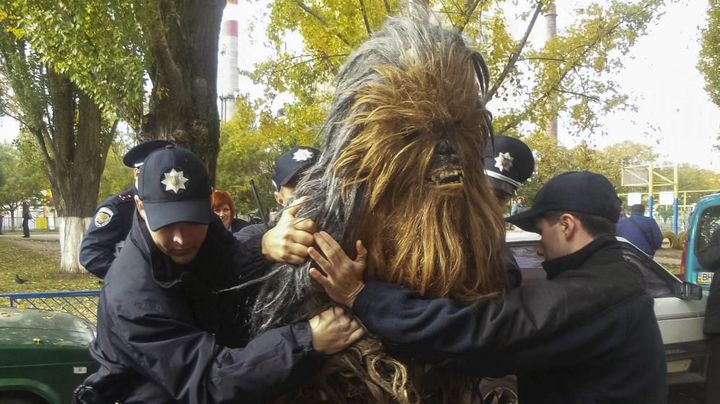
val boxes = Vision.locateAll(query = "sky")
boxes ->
[2,0,719,171]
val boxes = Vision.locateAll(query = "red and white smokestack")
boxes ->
[219,0,239,120]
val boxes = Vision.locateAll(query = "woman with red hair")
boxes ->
[211,190,249,233]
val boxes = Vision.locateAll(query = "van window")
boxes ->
[696,205,720,269]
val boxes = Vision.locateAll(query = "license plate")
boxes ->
[697,272,714,285]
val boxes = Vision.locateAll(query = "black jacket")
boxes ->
[83,213,322,403]
[352,236,667,404]
[229,217,251,233]
[699,230,720,334]
[79,187,136,278]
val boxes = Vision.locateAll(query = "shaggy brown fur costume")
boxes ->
[250,8,506,403]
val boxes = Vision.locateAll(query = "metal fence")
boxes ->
[0,290,100,324]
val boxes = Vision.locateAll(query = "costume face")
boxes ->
[332,44,506,301]
[213,204,232,229]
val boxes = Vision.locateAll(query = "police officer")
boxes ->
[75,146,363,403]
[235,146,319,242]
[484,135,535,289]
[79,140,172,278]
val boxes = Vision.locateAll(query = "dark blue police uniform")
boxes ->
[79,188,135,278]
[78,146,323,404]
[79,140,172,278]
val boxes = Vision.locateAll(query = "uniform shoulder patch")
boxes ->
[94,207,114,228]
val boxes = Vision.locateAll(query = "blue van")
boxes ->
[682,193,720,289]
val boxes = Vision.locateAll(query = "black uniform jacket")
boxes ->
[352,236,667,404]
[80,187,136,278]
[84,213,321,403]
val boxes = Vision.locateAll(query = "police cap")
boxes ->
[484,135,535,196]
[506,171,622,233]
[137,146,213,231]
[123,140,174,168]
[272,146,319,190]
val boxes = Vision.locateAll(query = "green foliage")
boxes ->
[215,96,322,215]
[700,0,720,108]
[0,139,49,213]
[1,0,146,124]
[249,0,666,139]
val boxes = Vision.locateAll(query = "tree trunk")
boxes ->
[141,0,225,184]
[39,70,115,273]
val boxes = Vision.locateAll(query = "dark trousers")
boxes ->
[22,218,29,237]
[707,334,720,404]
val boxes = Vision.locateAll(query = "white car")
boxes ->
[482,232,708,403]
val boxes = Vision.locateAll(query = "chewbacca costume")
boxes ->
[250,8,507,403]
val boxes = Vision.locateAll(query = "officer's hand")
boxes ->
[262,196,317,264]
[309,232,367,308]
[308,306,365,354]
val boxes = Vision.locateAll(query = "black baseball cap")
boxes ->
[484,135,535,195]
[506,171,621,233]
[137,146,214,231]
[272,146,319,190]
[123,140,174,168]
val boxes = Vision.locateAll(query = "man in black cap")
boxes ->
[235,146,319,242]
[79,140,173,278]
[76,146,363,404]
[308,171,666,404]
[484,135,535,289]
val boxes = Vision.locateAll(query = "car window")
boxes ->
[696,205,720,269]
[617,244,676,298]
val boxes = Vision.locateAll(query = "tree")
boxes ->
[699,0,720,149]
[2,0,228,181]
[248,0,664,139]
[1,0,227,272]
[139,0,226,182]
[0,28,116,273]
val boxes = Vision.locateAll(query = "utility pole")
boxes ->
[544,2,558,138]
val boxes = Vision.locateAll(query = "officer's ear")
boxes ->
[134,196,148,222]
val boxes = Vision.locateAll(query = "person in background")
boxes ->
[21,201,31,238]
[75,146,364,404]
[79,140,173,278]
[511,196,525,216]
[235,146,319,243]
[309,171,666,404]
[0,212,4,235]
[616,203,663,257]
[211,190,250,233]
[483,135,535,289]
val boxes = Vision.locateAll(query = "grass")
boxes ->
[0,238,99,293]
